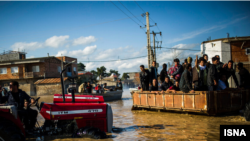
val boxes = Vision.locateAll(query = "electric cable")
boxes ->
[118,0,145,25]
[110,1,141,26]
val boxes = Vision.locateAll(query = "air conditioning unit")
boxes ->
[246,48,250,55]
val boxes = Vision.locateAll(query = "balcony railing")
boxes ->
[24,72,45,78]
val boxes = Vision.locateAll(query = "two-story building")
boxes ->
[0,51,78,96]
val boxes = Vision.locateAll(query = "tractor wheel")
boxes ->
[0,119,25,141]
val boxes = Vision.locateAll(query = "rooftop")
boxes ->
[201,36,250,44]
[34,77,68,84]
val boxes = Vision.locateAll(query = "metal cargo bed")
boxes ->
[131,90,250,115]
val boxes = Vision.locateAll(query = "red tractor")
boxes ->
[0,61,113,140]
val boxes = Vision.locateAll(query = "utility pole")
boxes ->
[152,31,155,62]
[146,12,151,68]
[150,31,162,63]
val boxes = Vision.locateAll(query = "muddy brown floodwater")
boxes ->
[27,89,250,141]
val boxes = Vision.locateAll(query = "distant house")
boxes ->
[78,71,93,83]
[201,36,250,65]
[122,72,140,88]
[201,36,250,88]
[0,51,78,96]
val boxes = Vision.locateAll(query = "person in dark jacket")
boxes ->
[207,57,219,91]
[0,81,37,132]
[170,58,183,81]
[160,76,173,93]
[192,57,208,91]
[237,62,250,89]
[149,61,158,85]
[139,65,150,92]
[149,78,159,92]
[182,59,187,69]
[167,80,180,93]
[215,55,225,75]
[160,63,168,84]
[221,60,239,88]
[179,64,194,93]
[86,81,93,93]
[203,54,210,67]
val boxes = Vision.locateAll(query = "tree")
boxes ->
[77,63,86,71]
[121,73,129,80]
[107,69,120,77]
[90,70,98,83]
[96,66,108,78]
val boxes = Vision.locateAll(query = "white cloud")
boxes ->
[45,35,69,47]
[55,50,67,57]
[10,35,97,51]
[11,42,43,51]
[168,16,249,43]
[72,36,96,46]
[54,44,199,76]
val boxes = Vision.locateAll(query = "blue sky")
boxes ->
[0,1,250,74]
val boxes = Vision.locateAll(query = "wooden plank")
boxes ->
[140,94,147,106]
[184,95,194,109]
[148,94,156,106]
[173,95,182,108]
[132,92,140,105]
[195,92,206,110]
[155,94,164,107]
[164,94,173,108]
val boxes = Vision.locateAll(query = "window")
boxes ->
[11,67,18,73]
[0,68,7,74]
[246,48,250,55]
[73,67,76,75]
[32,66,40,72]
[58,66,61,72]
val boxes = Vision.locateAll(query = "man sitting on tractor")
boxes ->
[0,81,37,134]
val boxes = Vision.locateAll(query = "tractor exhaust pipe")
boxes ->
[60,60,76,103]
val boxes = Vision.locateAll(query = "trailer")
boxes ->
[131,90,250,115]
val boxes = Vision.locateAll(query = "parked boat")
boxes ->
[131,90,250,115]
[79,90,123,102]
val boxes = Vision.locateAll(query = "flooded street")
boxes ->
[29,89,250,141]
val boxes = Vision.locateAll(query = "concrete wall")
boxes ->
[36,83,62,96]
[0,53,25,61]
[201,40,222,62]
[0,79,37,96]
[221,42,231,63]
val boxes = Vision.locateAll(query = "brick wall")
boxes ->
[0,64,24,80]
[56,56,78,77]
[231,41,250,62]
[44,58,61,78]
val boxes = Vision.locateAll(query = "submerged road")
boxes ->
[28,89,250,141]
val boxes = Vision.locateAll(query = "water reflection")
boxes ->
[28,89,249,141]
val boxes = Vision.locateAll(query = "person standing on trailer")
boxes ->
[149,61,158,85]
[149,78,159,92]
[160,76,173,93]
[221,60,239,88]
[179,64,194,93]
[207,57,219,91]
[160,63,168,84]
[139,65,150,92]
[237,62,250,89]
[192,56,208,91]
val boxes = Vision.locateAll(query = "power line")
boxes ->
[78,55,147,63]
[134,1,161,32]
[134,0,146,13]
[118,0,145,25]
[110,1,141,26]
